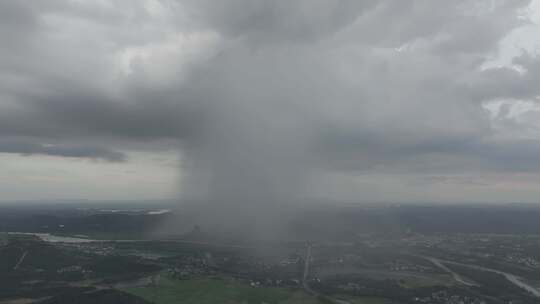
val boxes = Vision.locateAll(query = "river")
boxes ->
[425,255,540,298]
[7,232,97,243]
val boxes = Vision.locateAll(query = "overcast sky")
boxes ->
[1,0,540,204]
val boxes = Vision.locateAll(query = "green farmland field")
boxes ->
[121,275,325,304]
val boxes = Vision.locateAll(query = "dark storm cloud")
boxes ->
[0,0,204,145]
[0,140,125,162]
[187,0,378,43]
[0,77,202,141]
[27,91,197,140]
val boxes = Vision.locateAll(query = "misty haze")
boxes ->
[2,1,540,303]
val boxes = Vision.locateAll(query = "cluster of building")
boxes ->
[57,265,92,276]
[505,253,540,268]
[337,282,362,291]
[167,264,215,279]
[247,278,298,288]
[413,291,486,304]
[387,259,434,273]
[167,254,216,279]
[278,253,302,266]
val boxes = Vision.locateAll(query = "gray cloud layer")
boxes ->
[1,0,540,208]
